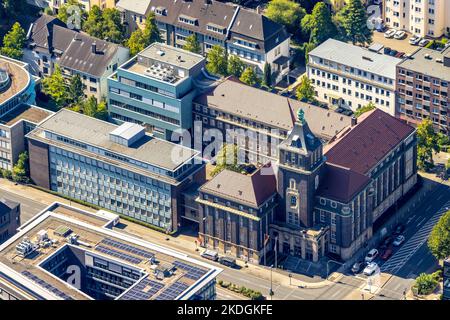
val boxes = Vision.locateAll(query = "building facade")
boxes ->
[0,104,53,171]
[196,165,277,264]
[107,43,205,140]
[0,200,20,245]
[26,109,206,232]
[116,0,290,78]
[307,39,400,116]
[383,0,450,38]
[24,15,129,102]
[396,47,450,135]
[27,0,116,13]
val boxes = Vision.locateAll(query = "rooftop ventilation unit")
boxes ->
[16,238,38,257]
[109,122,145,147]
[156,50,165,56]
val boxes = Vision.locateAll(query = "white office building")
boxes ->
[307,39,401,116]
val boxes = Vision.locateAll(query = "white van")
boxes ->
[201,249,219,261]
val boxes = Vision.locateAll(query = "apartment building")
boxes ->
[396,47,450,134]
[24,15,129,102]
[0,104,53,171]
[197,165,278,264]
[0,200,20,245]
[384,0,450,38]
[107,43,205,140]
[307,39,401,116]
[26,109,206,232]
[116,0,290,78]
[0,202,221,300]
[193,77,352,164]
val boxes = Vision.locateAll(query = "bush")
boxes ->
[414,272,439,295]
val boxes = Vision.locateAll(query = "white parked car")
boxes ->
[394,30,406,39]
[365,248,379,263]
[364,262,379,276]
[384,29,396,38]
[409,35,421,45]
[393,235,405,247]
[419,39,430,47]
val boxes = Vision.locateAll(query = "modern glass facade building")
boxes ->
[26,109,206,232]
[107,43,205,140]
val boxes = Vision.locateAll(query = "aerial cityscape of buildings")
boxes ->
[0,0,449,304]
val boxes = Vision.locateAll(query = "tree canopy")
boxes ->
[337,0,372,45]
[82,6,125,44]
[183,34,201,54]
[296,75,316,102]
[12,151,29,183]
[57,0,87,29]
[0,22,26,59]
[206,45,228,76]
[127,13,161,56]
[211,144,241,177]
[41,65,68,108]
[301,2,337,45]
[417,119,440,171]
[266,0,306,35]
[263,63,272,87]
[354,102,376,118]
[428,210,450,261]
[227,55,245,78]
[239,67,260,86]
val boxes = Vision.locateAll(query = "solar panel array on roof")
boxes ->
[173,260,207,280]
[94,245,143,264]
[155,280,189,300]
[101,238,155,259]
[119,277,164,300]
[21,270,73,300]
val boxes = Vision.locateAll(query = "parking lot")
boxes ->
[372,30,419,55]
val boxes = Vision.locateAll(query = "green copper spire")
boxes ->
[297,109,305,124]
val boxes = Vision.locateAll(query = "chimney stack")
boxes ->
[91,43,97,54]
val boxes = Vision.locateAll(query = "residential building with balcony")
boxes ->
[0,200,20,245]
[307,39,401,116]
[383,0,450,38]
[396,47,450,135]
[24,15,129,102]
[26,109,206,233]
[107,43,206,140]
[192,77,352,164]
[116,0,290,80]
[0,202,221,300]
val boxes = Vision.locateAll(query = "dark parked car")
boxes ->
[389,49,398,56]
[351,261,365,274]
[381,247,393,260]
[383,47,391,54]
[218,256,237,268]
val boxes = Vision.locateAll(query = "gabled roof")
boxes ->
[29,15,125,77]
[324,108,415,175]
[200,165,277,208]
[316,164,370,203]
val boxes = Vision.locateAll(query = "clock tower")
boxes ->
[276,109,325,228]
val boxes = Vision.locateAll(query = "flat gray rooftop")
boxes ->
[398,47,450,82]
[138,42,205,71]
[32,109,198,171]
[309,38,401,80]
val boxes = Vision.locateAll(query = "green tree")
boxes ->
[68,74,84,105]
[206,45,228,76]
[227,55,245,77]
[417,119,440,171]
[263,63,272,87]
[413,272,440,295]
[239,67,260,86]
[296,75,315,102]
[0,0,26,20]
[101,8,125,43]
[337,0,373,45]
[301,2,337,45]
[76,96,108,119]
[183,34,201,54]
[12,151,29,183]
[0,22,26,59]
[83,5,104,38]
[127,12,161,56]
[354,102,376,118]
[82,96,99,117]
[266,0,306,34]
[211,144,240,177]
[428,210,450,260]
[42,65,68,108]
[57,0,86,28]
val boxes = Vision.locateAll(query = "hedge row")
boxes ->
[217,280,265,300]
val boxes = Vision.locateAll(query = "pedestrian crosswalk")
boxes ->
[380,200,450,274]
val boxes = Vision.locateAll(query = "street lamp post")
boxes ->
[289,273,292,286]
[269,265,274,300]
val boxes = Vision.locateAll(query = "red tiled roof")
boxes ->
[324,109,415,175]
[317,164,370,203]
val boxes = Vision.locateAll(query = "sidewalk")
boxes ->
[0,178,332,291]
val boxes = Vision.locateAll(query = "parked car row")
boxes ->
[383,47,405,58]
[200,249,238,268]
[351,223,407,276]
[384,29,406,40]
